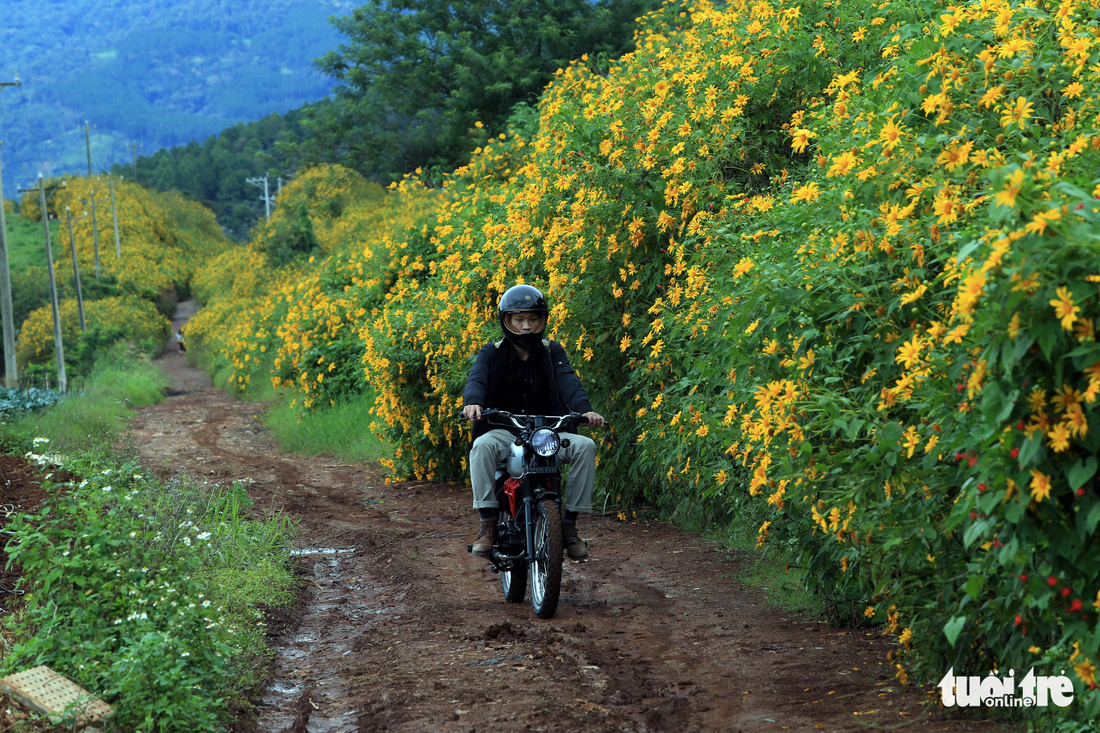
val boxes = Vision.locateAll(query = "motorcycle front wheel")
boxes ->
[529,498,563,619]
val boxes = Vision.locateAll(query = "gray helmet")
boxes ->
[498,284,548,351]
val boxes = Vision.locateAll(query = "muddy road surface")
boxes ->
[125,302,1010,732]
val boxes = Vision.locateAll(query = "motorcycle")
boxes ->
[460,409,594,619]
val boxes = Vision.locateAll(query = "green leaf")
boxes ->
[1004,497,1026,523]
[1086,502,1100,535]
[1067,457,1098,491]
[997,538,1019,567]
[944,616,967,647]
[964,575,987,600]
[1037,327,1060,363]
[964,518,990,548]
[955,239,982,264]
[1001,336,1034,372]
[980,381,1006,424]
[879,421,903,444]
[1018,433,1044,468]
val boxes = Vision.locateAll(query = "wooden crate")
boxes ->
[0,665,112,726]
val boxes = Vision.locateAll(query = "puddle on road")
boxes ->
[255,546,401,733]
[290,547,358,556]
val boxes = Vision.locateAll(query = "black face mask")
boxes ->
[503,330,545,352]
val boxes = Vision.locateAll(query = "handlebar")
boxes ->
[456,409,606,429]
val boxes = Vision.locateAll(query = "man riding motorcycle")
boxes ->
[461,284,605,561]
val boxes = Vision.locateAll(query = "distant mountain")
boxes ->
[0,0,352,197]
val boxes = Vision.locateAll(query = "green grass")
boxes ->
[263,392,390,462]
[3,209,57,274]
[710,524,828,620]
[0,343,166,453]
[207,350,390,462]
[3,454,297,730]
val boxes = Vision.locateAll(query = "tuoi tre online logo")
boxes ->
[938,667,1075,708]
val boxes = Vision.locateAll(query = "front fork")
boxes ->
[524,494,536,560]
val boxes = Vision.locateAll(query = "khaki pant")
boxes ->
[469,428,595,514]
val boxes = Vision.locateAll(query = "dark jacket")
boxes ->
[463,339,594,438]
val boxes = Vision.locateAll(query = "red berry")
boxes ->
[1016,421,1025,430]
[1071,599,1083,612]
[1019,574,1028,582]
[1048,576,1059,586]
[1010,448,1020,459]
[1061,587,1072,597]
[1015,614,1022,625]
[979,482,987,492]
[1077,488,1086,496]
[968,457,978,467]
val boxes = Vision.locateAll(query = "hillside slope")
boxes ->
[0,0,351,195]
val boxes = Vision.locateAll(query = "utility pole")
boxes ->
[247,175,275,221]
[64,208,86,333]
[0,76,22,389]
[84,121,93,176]
[87,191,101,280]
[19,176,67,392]
[0,143,16,388]
[109,175,121,258]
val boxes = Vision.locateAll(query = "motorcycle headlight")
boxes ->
[530,428,560,457]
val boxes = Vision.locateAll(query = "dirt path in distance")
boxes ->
[125,300,1013,733]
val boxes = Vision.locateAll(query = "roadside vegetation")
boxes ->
[0,347,296,730]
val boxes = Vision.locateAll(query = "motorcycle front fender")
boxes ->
[506,441,525,478]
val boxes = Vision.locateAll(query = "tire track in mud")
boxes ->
[190,404,304,489]
[128,317,1015,733]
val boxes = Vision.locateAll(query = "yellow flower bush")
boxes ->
[35,177,228,308]
[16,295,169,366]
[15,175,229,369]
[185,164,436,394]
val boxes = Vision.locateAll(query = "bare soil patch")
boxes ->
[116,301,1018,732]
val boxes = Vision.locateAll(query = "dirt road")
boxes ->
[125,302,1009,732]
